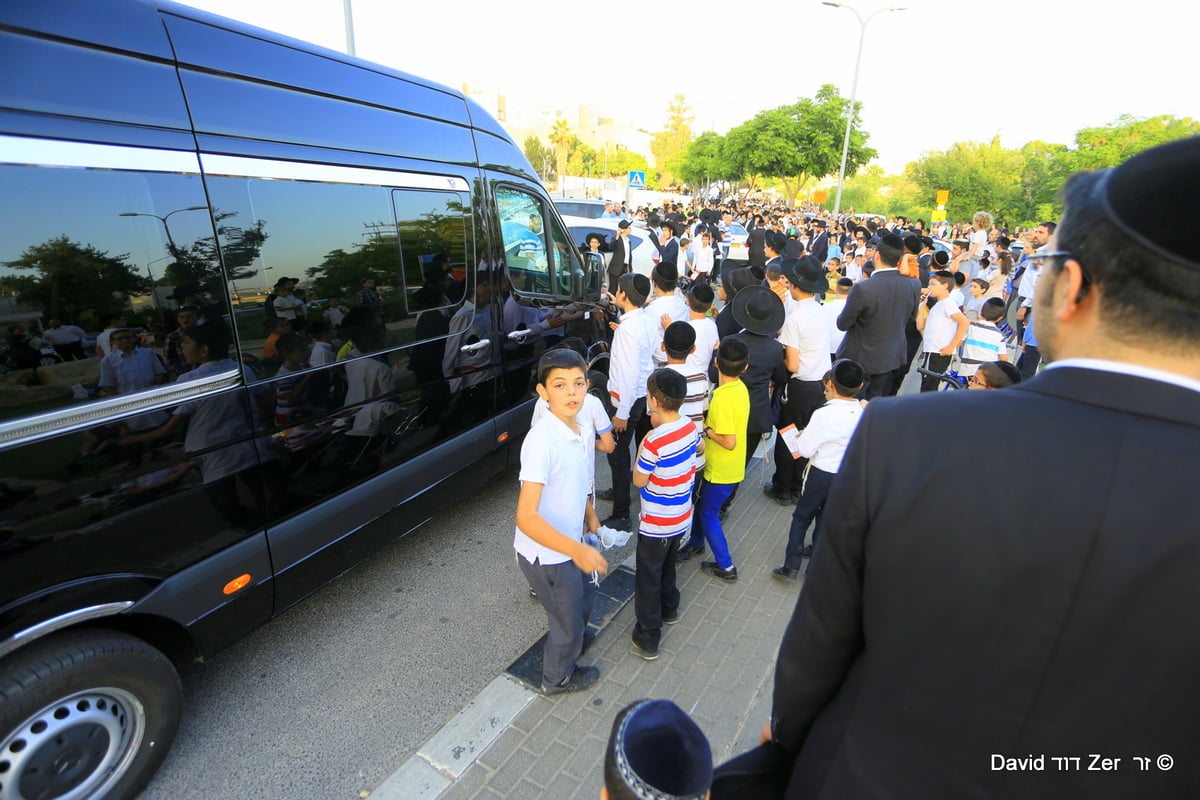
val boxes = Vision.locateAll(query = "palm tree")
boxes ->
[548,118,572,192]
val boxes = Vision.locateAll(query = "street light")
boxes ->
[118,206,207,250]
[119,206,207,320]
[823,2,906,217]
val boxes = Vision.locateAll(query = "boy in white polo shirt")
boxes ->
[515,349,610,695]
[772,359,867,580]
[917,272,969,392]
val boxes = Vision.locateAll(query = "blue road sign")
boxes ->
[628,170,646,189]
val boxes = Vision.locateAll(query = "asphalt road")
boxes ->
[140,457,634,800]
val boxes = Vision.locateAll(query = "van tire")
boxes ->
[0,629,182,800]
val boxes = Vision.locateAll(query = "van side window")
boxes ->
[546,215,583,296]
[205,177,473,381]
[496,187,550,294]
[0,162,227,423]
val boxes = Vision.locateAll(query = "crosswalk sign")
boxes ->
[628,170,646,189]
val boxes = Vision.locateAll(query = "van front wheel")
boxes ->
[0,629,182,800]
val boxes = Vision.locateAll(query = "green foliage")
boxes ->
[162,210,267,298]
[903,114,1199,226]
[5,235,149,320]
[650,94,694,187]
[549,119,572,188]
[716,84,876,206]
[523,135,553,180]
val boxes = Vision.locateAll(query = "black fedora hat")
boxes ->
[780,256,829,295]
[723,267,760,299]
[732,285,785,336]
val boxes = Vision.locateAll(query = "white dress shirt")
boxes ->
[608,306,657,420]
[778,296,831,381]
[797,398,865,473]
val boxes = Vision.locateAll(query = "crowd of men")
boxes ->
[585,136,1200,799]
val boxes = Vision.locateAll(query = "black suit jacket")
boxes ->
[607,236,630,286]
[835,269,921,375]
[747,228,767,267]
[808,231,829,265]
[771,367,1200,799]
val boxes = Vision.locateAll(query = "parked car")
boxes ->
[561,215,660,278]
[553,197,616,220]
[722,222,750,265]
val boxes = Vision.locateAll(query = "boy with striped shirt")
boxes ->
[630,369,700,660]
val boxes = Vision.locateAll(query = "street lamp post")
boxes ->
[823,2,906,217]
[119,206,207,317]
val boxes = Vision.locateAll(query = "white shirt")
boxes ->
[42,325,86,345]
[308,340,336,367]
[323,305,348,327]
[692,245,715,275]
[608,306,658,419]
[823,297,847,354]
[1045,358,1200,395]
[923,297,961,353]
[514,412,590,565]
[646,292,689,366]
[531,392,611,493]
[96,327,119,356]
[686,316,720,374]
[797,398,864,473]
[778,296,831,381]
[1018,249,1044,306]
[174,360,267,483]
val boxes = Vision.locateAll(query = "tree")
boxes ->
[162,211,267,298]
[650,94,694,187]
[677,132,727,190]
[548,118,573,191]
[1057,114,1200,174]
[722,85,875,207]
[6,236,149,320]
[908,136,1025,224]
[523,135,553,181]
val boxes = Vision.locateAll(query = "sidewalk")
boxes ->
[385,447,804,800]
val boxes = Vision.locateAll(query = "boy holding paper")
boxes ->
[772,358,867,581]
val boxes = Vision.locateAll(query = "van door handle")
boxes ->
[460,339,491,354]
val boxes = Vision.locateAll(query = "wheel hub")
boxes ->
[1,688,145,800]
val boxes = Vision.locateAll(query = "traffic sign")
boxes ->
[936,189,950,206]
[628,170,646,189]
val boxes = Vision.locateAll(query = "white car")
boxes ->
[722,222,750,265]
[561,215,660,278]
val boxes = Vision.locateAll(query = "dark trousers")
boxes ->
[519,555,595,687]
[1018,345,1041,380]
[53,341,87,361]
[783,466,836,569]
[771,378,825,494]
[606,396,647,518]
[633,533,682,650]
[863,371,893,399]
[920,353,953,393]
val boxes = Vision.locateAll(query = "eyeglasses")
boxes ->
[968,374,989,388]
[1028,250,1092,301]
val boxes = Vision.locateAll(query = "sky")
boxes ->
[174,0,1200,173]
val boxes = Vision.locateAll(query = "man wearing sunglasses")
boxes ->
[750,137,1200,799]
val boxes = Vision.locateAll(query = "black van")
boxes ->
[0,2,605,796]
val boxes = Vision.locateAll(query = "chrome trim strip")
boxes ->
[0,602,134,660]
[200,153,470,191]
[0,135,201,173]
[0,369,242,450]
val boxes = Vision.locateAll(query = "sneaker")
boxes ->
[528,587,538,600]
[662,608,680,625]
[602,515,632,532]
[700,560,738,582]
[772,565,799,581]
[630,641,660,661]
[676,541,706,562]
[801,544,814,559]
[594,488,614,502]
[718,507,729,522]
[541,665,600,696]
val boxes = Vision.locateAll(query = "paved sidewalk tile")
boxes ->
[438,459,807,799]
